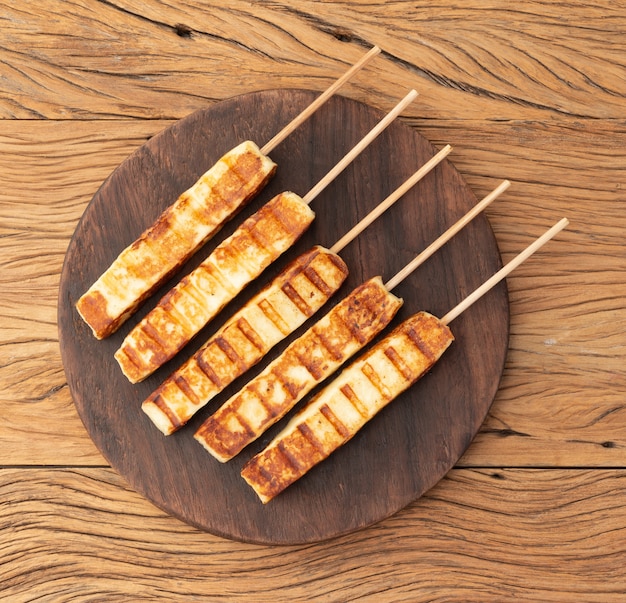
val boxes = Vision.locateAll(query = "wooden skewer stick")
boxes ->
[441,217,569,325]
[384,180,512,291]
[330,144,453,254]
[302,89,418,205]
[261,46,382,155]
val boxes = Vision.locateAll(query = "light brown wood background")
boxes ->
[1,1,625,601]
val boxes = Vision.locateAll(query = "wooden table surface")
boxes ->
[1,1,624,601]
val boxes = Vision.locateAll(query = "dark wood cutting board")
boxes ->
[58,89,509,544]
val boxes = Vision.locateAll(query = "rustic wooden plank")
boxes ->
[0,121,165,465]
[1,467,624,601]
[1,118,624,467]
[3,0,624,598]
[1,1,625,120]
[419,119,626,466]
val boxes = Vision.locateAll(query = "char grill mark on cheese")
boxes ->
[140,247,348,435]
[236,317,266,352]
[302,265,334,297]
[76,141,276,340]
[196,353,223,387]
[281,282,313,317]
[241,311,454,503]
[193,277,403,462]
[257,298,291,335]
[338,383,369,417]
[115,191,316,383]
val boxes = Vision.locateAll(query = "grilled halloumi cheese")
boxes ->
[194,277,403,462]
[115,191,315,383]
[141,246,349,435]
[76,141,276,340]
[241,311,454,503]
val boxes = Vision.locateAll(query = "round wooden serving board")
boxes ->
[58,90,509,544]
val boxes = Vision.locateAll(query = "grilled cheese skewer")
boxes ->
[194,181,510,461]
[116,91,418,382]
[77,142,276,339]
[141,145,452,433]
[195,277,403,461]
[242,218,569,503]
[76,46,381,339]
[241,312,453,503]
[115,191,314,383]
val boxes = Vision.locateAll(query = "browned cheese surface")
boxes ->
[114,191,314,382]
[242,312,454,503]
[142,246,349,434]
[2,1,625,600]
[194,276,403,462]
[76,141,276,339]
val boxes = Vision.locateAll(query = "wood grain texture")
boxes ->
[0,121,160,465]
[2,0,625,596]
[1,467,624,601]
[1,1,625,120]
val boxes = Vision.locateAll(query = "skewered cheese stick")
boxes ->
[195,277,403,461]
[77,141,276,339]
[241,311,453,503]
[242,218,570,503]
[141,145,452,433]
[194,181,510,461]
[115,191,313,382]
[142,246,349,434]
[76,46,381,339]
[115,90,418,382]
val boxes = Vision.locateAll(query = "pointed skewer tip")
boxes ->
[384,178,509,291]
[440,216,569,325]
